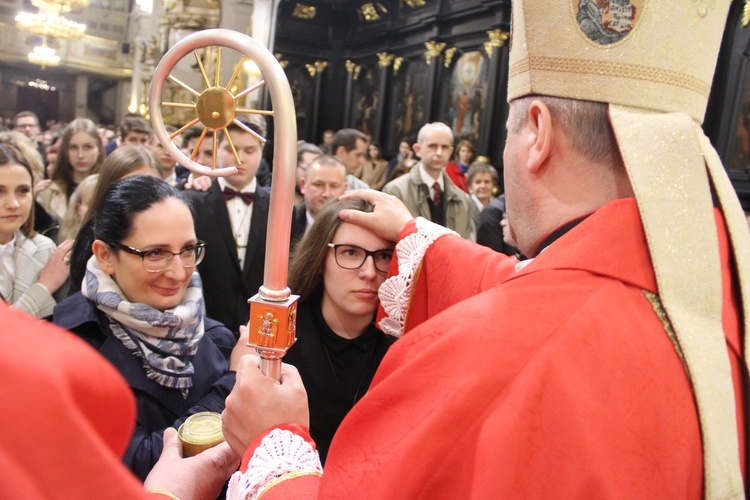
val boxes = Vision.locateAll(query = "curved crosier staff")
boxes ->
[149,29,298,380]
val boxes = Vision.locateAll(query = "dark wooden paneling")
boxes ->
[273,0,511,163]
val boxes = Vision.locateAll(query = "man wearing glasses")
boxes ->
[12,111,41,140]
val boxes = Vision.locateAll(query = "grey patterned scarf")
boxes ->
[82,255,205,397]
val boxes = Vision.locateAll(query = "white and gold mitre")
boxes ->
[507,0,727,122]
[508,2,748,499]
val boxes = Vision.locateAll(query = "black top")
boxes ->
[284,298,397,464]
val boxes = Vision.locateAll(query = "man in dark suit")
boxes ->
[184,114,269,335]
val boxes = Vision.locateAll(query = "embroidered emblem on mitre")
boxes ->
[509,0,728,122]
[574,0,644,45]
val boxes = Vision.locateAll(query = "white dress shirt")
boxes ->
[218,177,256,269]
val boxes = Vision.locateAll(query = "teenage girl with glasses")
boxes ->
[280,197,397,464]
[51,175,253,480]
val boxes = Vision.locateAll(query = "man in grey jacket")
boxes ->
[382,122,475,240]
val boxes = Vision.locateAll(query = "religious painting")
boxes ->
[350,65,378,136]
[440,50,488,145]
[391,58,428,145]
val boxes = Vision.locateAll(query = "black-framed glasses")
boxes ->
[108,241,206,273]
[327,243,393,273]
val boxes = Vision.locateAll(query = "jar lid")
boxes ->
[178,411,224,446]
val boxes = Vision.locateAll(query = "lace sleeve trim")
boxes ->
[226,428,323,500]
[377,217,458,338]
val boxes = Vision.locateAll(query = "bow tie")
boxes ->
[222,187,255,205]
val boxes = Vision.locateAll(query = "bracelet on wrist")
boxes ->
[148,489,180,500]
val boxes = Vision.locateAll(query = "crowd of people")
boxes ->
[0,0,747,497]
[0,107,455,492]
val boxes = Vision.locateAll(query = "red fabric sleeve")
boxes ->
[0,303,146,498]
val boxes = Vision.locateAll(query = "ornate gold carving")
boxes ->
[258,310,279,338]
[443,47,456,68]
[345,59,357,73]
[353,65,362,80]
[248,294,299,351]
[393,56,404,75]
[287,304,297,340]
[744,0,750,27]
[403,0,426,7]
[292,3,316,19]
[306,61,327,77]
[424,41,446,64]
[274,53,288,69]
[165,14,209,29]
[377,52,394,68]
[484,29,510,59]
[360,3,380,21]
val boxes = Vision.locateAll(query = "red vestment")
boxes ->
[258,198,745,498]
[445,162,469,193]
[0,303,147,498]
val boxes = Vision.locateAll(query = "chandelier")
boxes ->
[27,41,60,69]
[16,0,88,41]
[31,0,89,14]
[16,11,86,39]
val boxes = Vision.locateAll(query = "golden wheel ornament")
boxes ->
[149,29,299,380]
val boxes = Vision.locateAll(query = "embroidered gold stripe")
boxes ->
[258,469,323,498]
[509,57,709,97]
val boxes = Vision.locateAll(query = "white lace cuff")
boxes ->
[378,217,458,338]
[226,428,323,500]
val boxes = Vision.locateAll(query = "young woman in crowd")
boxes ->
[37,118,104,220]
[0,131,59,239]
[88,145,162,217]
[281,197,397,464]
[52,175,250,480]
[446,139,476,193]
[360,141,389,190]
[0,143,72,317]
[387,138,414,181]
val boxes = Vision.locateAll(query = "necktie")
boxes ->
[222,187,255,205]
[433,182,442,208]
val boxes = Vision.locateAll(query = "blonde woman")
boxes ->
[57,174,98,243]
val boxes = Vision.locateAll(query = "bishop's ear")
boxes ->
[91,239,116,275]
[526,99,554,173]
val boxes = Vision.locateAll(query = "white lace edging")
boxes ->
[378,217,458,338]
[226,428,323,500]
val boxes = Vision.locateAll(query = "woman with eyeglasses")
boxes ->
[51,175,251,480]
[282,197,397,464]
